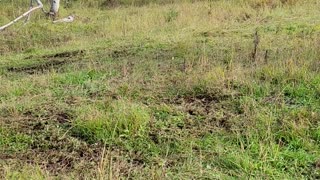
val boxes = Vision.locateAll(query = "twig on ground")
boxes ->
[53,15,74,23]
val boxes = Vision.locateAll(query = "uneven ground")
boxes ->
[0,0,320,179]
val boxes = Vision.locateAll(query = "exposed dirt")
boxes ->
[0,140,101,176]
[109,48,136,59]
[0,105,87,174]
[42,50,85,59]
[160,92,240,136]
[7,50,86,74]
[0,128,99,175]
[149,133,160,144]
[24,50,85,60]
[0,103,147,176]
[22,106,74,125]
[7,59,71,74]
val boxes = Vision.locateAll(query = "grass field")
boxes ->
[0,0,320,179]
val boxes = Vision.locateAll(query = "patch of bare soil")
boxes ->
[109,48,137,59]
[7,50,85,74]
[0,104,145,177]
[0,106,95,175]
[7,59,70,74]
[162,91,242,135]
[24,50,85,60]
[42,50,85,59]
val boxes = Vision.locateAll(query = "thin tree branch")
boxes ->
[0,2,43,31]
[24,0,34,24]
[34,0,44,8]
[25,0,48,24]
[33,0,47,14]
[53,15,74,23]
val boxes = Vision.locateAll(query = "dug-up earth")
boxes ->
[0,0,320,179]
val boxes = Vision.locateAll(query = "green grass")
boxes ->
[0,0,320,179]
[72,99,150,143]
[0,128,33,153]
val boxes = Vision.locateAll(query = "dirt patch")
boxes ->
[0,104,147,177]
[0,107,98,175]
[170,93,232,115]
[109,48,136,59]
[56,112,73,124]
[25,50,85,60]
[22,106,74,125]
[149,133,159,144]
[162,92,239,134]
[1,131,146,177]
[0,139,102,176]
[0,145,146,178]
[7,50,86,74]
[7,59,72,74]
[42,50,85,59]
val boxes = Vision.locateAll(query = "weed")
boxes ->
[72,100,150,144]
[165,8,179,23]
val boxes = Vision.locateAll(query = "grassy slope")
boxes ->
[0,0,320,179]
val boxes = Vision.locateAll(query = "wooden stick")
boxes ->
[251,29,260,62]
[53,15,74,23]
[0,2,43,31]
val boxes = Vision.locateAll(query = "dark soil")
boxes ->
[7,50,86,74]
